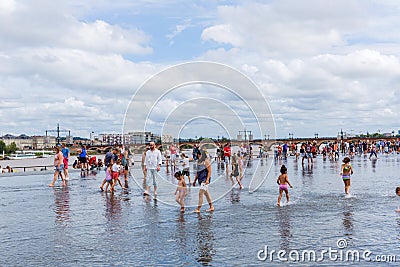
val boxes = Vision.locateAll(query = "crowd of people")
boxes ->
[139,141,249,212]
[273,138,400,204]
[272,138,400,163]
[46,137,400,212]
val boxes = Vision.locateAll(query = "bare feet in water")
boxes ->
[207,207,215,212]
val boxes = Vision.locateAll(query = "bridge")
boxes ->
[84,136,396,154]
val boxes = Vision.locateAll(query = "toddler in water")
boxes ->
[104,163,113,192]
[277,165,293,207]
[111,159,126,191]
[396,187,400,212]
[174,171,187,212]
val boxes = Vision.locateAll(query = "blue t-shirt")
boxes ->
[79,148,87,158]
[104,151,113,166]
[62,147,69,159]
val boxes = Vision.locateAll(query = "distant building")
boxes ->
[99,132,160,145]
[161,134,174,143]
[65,135,74,145]
[0,135,56,149]
[32,136,57,149]
[98,134,123,145]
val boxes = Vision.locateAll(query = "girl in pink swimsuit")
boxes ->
[277,165,293,206]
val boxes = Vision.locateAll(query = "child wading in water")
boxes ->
[231,153,243,189]
[111,159,126,192]
[277,165,293,206]
[396,187,400,212]
[104,163,113,192]
[174,171,187,212]
[340,157,353,195]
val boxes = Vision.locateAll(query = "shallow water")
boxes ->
[1,154,400,266]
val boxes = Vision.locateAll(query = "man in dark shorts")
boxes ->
[79,145,87,170]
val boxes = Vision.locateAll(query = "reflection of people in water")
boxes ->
[276,208,292,251]
[175,213,189,255]
[342,210,354,235]
[53,186,70,224]
[195,214,215,264]
[104,193,122,224]
[230,189,241,204]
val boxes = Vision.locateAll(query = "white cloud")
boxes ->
[166,19,193,45]
[196,1,400,137]
[202,24,243,46]
[0,1,152,55]
[0,0,18,14]
[63,20,152,55]
[1,0,400,139]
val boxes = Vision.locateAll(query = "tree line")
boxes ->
[0,141,18,154]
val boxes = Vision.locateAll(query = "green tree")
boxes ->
[0,140,6,153]
[6,142,18,154]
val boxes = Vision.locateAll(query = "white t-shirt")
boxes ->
[182,157,189,169]
[112,163,120,172]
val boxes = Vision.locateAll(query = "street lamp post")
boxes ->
[239,129,252,143]
[90,131,94,146]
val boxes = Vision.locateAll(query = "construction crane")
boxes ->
[46,123,71,146]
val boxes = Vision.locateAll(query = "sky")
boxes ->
[0,0,400,140]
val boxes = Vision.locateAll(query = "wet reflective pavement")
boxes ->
[1,154,400,266]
